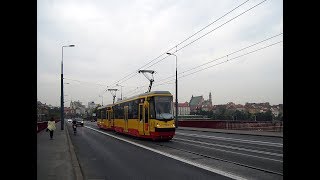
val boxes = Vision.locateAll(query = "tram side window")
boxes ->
[118,104,124,119]
[149,97,155,119]
[139,106,143,121]
[97,110,101,119]
[132,100,139,119]
[116,105,121,119]
[102,109,106,119]
[114,105,119,119]
[128,101,133,119]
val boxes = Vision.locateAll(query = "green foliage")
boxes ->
[255,110,273,121]
[275,112,283,121]
[48,107,60,119]
[192,108,273,121]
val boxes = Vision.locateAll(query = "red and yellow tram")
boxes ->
[97,91,175,140]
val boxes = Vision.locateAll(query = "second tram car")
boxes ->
[97,91,175,140]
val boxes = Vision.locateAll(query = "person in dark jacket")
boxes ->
[72,119,77,133]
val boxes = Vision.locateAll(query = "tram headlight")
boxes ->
[156,124,160,127]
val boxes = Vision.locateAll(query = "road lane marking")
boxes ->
[176,132,283,147]
[174,137,283,157]
[85,126,246,180]
[173,139,283,163]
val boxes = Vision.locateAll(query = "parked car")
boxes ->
[67,119,72,123]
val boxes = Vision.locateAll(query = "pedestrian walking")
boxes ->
[47,117,56,140]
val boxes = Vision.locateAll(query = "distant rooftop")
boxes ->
[189,96,203,106]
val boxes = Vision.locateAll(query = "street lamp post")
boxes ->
[166,52,178,128]
[63,83,69,101]
[61,44,75,130]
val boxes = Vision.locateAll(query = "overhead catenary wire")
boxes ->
[124,40,282,97]
[154,32,283,85]
[99,39,282,102]
[101,0,253,92]
[122,85,147,98]
[95,0,268,102]
[151,40,283,89]
[106,0,267,88]
[145,0,268,70]
[180,41,283,79]
[64,78,108,87]
[63,77,109,104]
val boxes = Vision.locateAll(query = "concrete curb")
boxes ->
[178,127,283,138]
[66,125,84,180]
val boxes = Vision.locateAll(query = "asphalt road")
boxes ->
[67,122,233,180]
[171,129,283,179]
[68,121,283,180]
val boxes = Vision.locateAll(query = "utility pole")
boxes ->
[61,44,75,130]
[166,52,178,128]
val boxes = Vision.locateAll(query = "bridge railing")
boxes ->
[177,119,283,132]
[37,119,282,132]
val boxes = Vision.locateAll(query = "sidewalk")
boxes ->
[37,122,83,180]
[178,126,283,137]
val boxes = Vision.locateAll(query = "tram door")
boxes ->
[111,111,114,128]
[144,105,149,135]
[138,104,144,135]
[102,109,107,128]
[107,111,111,128]
[105,110,109,128]
[124,106,128,132]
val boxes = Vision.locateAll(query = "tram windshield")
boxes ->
[154,96,173,120]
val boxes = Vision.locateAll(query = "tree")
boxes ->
[48,107,60,119]
[232,110,250,121]
[255,110,273,121]
[276,112,283,121]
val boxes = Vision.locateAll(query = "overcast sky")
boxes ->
[37,0,283,107]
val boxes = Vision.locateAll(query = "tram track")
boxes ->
[174,137,283,158]
[84,123,283,179]
[176,132,283,154]
[153,139,283,176]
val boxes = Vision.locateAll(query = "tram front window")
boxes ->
[155,96,173,120]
